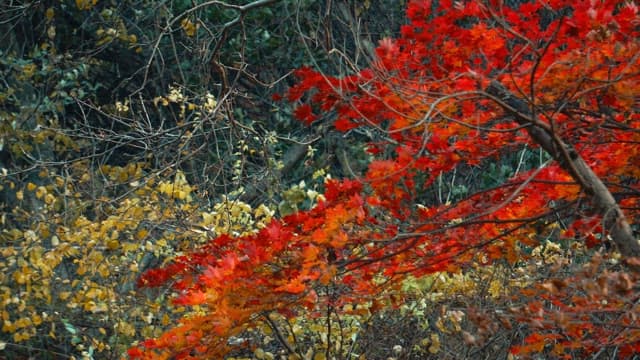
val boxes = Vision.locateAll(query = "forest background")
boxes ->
[1,0,639,359]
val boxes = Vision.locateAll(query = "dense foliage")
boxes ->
[2,0,639,359]
[126,0,640,359]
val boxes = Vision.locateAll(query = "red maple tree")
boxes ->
[130,1,640,358]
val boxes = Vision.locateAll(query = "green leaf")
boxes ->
[61,319,77,335]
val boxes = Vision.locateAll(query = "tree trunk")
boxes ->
[486,81,640,258]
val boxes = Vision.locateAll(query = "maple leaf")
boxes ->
[293,104,317,125]
[275,277,307,294]
[263,221,292,251]
[301,244,321,262]
[173,290,207,306]
[127,347,144,359]
[220,253,239,272]
[200,265,223,286]
[334,117,358,131]
[455,76,478,91]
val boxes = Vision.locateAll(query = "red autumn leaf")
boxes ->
[293,104,317,125]
[334,117,358,131]
[127,347,144,359]
[276,277,307,294]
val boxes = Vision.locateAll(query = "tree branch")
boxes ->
[485,81,640,258]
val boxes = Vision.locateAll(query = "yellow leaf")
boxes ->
[121,242,138,253]
[136,229,148,240]
[13,267,31,284]
[2,320,16,333]
[428,333,441,354]
[180,18,198,36]
[129,262,139,272]
[201,212,215,225]
[76,264,86,276]
[23,63,37,78]
[45,7,55,21]
[26,182,37,191]
[40,226,50,238]
[117,321,136,337]
[16,190,23,201]
[36,186,47,199]
[98,264,110,278]
[83,300,96,312]
[254,348,266,359]
[14,313,29,325]
[175,190,186,200]
[13,331,29,342]
[75,0,97,10]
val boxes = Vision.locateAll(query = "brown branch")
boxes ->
[485,81,640,258]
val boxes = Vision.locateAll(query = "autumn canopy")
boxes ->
[131,0,640,358]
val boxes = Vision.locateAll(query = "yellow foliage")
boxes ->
[157,171,193,201]
[116,320,136,337]
[180,18,198,37]
[1,160,279,357]
[75,0,98,11]
[21,63,36,79]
